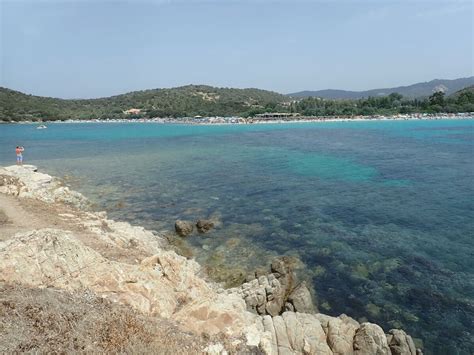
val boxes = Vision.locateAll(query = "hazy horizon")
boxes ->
[1,0,473,99]
[2,75,474,100]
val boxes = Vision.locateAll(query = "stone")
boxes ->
[271,258,289,276]
[196,219,215,233]
[204,343,227,355]
[262,315,278,355]
[287,281,315,313]
[326,314,360,354]
[260,312,332,355]
[353,323,391,355]
[282,312,304,351]
[245,273,256,282]
[294,313,332,355]
[175,219,194,237]
[273,316,292,354]
[265,296,284,316]
[387,329,417,355]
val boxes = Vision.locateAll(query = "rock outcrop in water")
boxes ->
[0,165,423,354]
[196,218,215,233]
[231,257,315,316]
[175,219,194,237]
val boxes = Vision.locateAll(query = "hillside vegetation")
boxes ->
[290,88,474,117]
[0,85,288,121]
[1,84,473,122]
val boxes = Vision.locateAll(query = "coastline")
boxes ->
[0,165,423,354]
[1,112,472,125]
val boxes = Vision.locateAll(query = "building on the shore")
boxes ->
[254,112,301,120]
[123,108,142,115]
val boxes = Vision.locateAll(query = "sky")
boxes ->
[0,0,473,98]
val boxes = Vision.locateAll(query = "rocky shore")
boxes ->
[2,112,472,125]
[0,165,422,354]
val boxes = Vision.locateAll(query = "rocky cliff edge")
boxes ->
[0,165,421,354]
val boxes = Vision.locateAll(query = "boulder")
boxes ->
[353,323,390,355]
[261,312,332,355]
[175,220,194,237]
[386,329,417,355]
[196,219,215,233]
[237,257,313,317]
[326,314,360,354]
[271,258,291,276]
[287,282,315,313]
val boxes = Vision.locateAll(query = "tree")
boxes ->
[429,91,445,106]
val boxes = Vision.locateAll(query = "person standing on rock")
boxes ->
[15,146,24,165]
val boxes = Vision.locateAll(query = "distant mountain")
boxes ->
[289,77,474,99]
[449,85,474,99]
[0,85,288,121]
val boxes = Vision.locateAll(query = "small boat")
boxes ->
[36,124,47,130]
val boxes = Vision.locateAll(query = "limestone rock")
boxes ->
[386,329,417,355]
[260,312,332,355]
[0,228,257,338]
[175,219,194,237]
[326,314,360,354]
[236,257,312,317]
[287,281,315,313]
[0,165,89,209]
[354,323,391,355]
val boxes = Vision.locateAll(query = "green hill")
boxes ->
[449,85,474,100]
[2,82,474,122]
[0,85,289,122]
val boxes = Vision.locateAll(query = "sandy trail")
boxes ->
[0,194,51,240]
[0,191,162,266]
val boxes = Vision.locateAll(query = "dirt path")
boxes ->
[0,192,163,266]
[0,194,50,241]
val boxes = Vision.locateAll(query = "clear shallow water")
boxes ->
[1,120,473,354]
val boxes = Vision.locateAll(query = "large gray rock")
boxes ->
[326,314,360,354]
[354,323,391,355]
[287,282,315,313]
[273,315,292,354]
[386,329,417,355]
[261,312,332,355]
[271,257,291,276]
[240,257,317,317]
[175,220,194,237]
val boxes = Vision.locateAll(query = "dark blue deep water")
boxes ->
[1,120,473,354]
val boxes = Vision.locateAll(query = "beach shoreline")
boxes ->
[1,112,472,125]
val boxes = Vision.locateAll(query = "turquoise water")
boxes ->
[1,120,473,354]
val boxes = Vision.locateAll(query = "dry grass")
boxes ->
[0,282,262,354]
[0,283,210,353]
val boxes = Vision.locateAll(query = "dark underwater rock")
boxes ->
[196,219,215,233]
[175,220,194,237]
